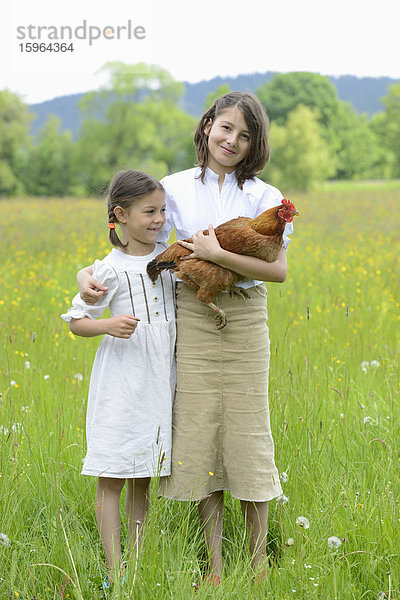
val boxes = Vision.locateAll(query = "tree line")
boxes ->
[1,62,399,195]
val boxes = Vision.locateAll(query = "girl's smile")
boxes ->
[204,107,251,177]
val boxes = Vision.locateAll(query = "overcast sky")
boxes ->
[1,0,399,104]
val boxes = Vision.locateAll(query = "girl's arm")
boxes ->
[178,225,287,283]
[70,315,139,339]
[77,266,108,304]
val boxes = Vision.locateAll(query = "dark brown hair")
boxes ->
[107,170,164,250]
[193,91,270,189]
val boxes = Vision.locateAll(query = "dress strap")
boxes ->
[159,273,168,322]
[124,271,136,316]
[139,274,151,324]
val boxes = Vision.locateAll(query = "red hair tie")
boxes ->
[108,223,116,229]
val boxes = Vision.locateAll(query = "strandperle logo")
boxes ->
[16,20,146,46]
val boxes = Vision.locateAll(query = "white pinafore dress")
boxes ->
[62,245,176,478]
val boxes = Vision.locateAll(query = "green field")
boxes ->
[0,184,399,599]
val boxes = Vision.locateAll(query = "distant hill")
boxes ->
[28,72,398,139]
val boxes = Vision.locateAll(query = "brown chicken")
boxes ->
[147,199,299,329]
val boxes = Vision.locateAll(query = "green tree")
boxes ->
[257,72,340,127]
[0,90,32,195]
[22,115,74,196]
[262,105,335,191]
[332,103,381,179]
[76,62,196,193]
[371,82,400,177]
[369,112,396,178]
[204,84,231,110]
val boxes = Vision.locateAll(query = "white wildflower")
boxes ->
[0,426,9,435]
[43,375,50,380]
[74,373,83,381]
[370,360,380,369]
[328,536,342,550]
[276,494,289,505]
[361,361,369,373]
[12,423,23,433]
[280,471,288,482]
[10,381,17,387]
[296,516,310,529]
[21,406,30,413]
[377,592,386,600]
[0,533,11,548]
[363,416,373,424]
[24,361,31,369]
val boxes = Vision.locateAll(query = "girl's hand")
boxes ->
[105,315,140,339]
[178,225,222,262]
[77,268,108,304]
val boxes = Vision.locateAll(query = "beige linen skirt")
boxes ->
[161,282,282,502]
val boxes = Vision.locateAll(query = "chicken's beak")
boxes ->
[294,210,300,216]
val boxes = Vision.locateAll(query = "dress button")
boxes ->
[154,311,160,317]
[153,296,159,302]
[152,282,156,286]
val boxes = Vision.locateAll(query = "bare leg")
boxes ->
[198,491,224,580]
[95,477,126,575]
[125,477,151,555]
[240,500,269,573]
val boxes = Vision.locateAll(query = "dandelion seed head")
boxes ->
[0,533,11,548]
[286,537,294,546]
[361,361,369,373]
[276,494,289,505]
[328,536,342,550]
[370,360,380,369]
[74,373,83,381]
[296,516,310,529]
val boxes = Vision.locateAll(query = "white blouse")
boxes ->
[158,167,293,289]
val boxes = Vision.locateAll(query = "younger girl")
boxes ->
[78,93,293,586]
[62,170,176,585]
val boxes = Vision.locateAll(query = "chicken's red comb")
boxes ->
[281,198,296,210]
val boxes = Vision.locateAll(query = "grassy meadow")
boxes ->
[0,182,399,599]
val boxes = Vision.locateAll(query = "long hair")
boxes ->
[107,170,164,250]
[193,92,270,189]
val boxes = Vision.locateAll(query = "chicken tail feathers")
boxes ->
[147,258,177,282]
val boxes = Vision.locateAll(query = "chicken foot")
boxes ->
[206,302,227,330]
[229,288,251,300]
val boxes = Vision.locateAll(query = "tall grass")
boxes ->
[0,186,398,599]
